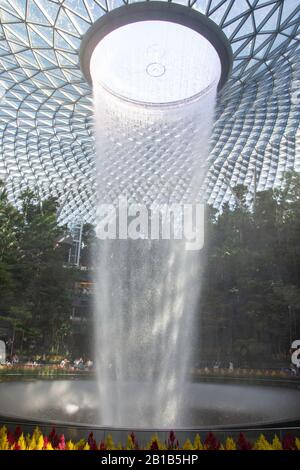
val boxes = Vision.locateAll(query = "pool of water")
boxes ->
[0,379,299,429]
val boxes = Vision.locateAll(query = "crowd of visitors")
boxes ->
[2,354,94,371]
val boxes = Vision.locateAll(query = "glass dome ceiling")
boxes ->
[0,0,299,222]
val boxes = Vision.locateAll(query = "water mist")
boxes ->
[80,3,231,428]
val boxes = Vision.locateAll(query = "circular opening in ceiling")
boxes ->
[80,2,233,106]
[89,20,222,105]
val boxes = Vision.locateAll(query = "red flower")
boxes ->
[14,426,22,440]
[204,432,220,450]
[87,432,98,450]
[43,436,49,449]
[48,427,60,449]
[99,441,107,450]
[130,432,139,450]
[237,433,252,450]
[7,431,15,445]
[150,440,159,450]
[282,434,296,451]
[58,434,66,450]
[167,431,178,449]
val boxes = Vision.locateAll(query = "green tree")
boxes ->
[0,187,77,356]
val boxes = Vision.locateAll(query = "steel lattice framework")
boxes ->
[0,0,299,222]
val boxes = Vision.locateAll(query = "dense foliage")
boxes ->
[200,172,300,366]
[0,184,77,356]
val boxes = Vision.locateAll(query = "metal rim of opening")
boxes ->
[79,2,233,93]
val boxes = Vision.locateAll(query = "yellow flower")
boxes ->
[295,438,300,450]
[26,427,43,450]
[39,435,46,450]
[272,435,283,450]
[33,426,42,442]
[26,433,32,447]
[0,426,9,450]
[253,434,273,450]
[83,442,90,450]
[27,436,36,450]
[183,439,194,450]
[225,437,237,450]
[126,434,135,450]
[66,440,75,450]
[45,442,53,450]
[105,434,116,450]
[0,426,7,442]
[74,439,86,450]
[18,433,27,450]
[193,434,203,450]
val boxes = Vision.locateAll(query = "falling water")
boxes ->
[92,21,221,427]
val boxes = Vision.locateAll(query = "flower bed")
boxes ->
[193,367,298,380]
[0,365,92,377]
[0,365,298,381]
[0,427,299,450]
